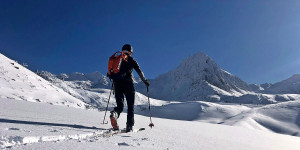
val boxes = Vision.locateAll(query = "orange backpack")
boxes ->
[107,51,128,79]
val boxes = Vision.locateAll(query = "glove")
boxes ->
[107,73,111,79]
[144,80,150,87]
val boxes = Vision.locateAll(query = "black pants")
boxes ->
[113,81,135,126]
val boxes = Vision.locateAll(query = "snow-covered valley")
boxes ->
[1,53,300,149]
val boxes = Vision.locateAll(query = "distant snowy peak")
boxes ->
[176,52,215,71]
[281,74,300,83]
[64,71,111,88]
[137,52,251,101]
[264,74,300,94]
[249,83,273,92]
[250,74,300,94]
[174,52,250,92]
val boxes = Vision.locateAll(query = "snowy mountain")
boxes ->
[250,75,300,94]
[37,70,162,110]
[136,52,251,101]
[0,53,87,109]
[64,72,111,89]
[264,74,300,94]
[249,83,273,92]
[32,51,300,105]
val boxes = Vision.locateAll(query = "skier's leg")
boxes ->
[110,82,124,130]
[113,85,124,117]
[124,83,135,128]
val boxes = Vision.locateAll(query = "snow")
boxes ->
[0,54,87,109]
[1,98,300,150]
[2,52,300,149]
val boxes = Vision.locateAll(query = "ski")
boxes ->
[100,128,145,137]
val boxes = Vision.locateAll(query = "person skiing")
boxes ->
[107,44,150,132]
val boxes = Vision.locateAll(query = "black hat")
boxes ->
[122,44,133,53]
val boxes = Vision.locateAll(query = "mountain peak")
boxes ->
[177,52,217,71]
[280,74,300,83]
[290,74,300,79]
[136,51,250,101]
[181,52,210,64]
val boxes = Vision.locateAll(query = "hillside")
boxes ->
[222,100,300,136]
[0,53,87,109]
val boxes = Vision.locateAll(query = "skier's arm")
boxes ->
[132,58,149,86]
[132,59,147,82]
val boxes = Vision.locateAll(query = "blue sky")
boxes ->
[1,0,300,84]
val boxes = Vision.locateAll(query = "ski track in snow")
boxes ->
[0,129,144,149]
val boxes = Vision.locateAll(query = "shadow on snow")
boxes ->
[0,118,105,130]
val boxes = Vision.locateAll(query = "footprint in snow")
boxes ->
[7,128,20,131]
[49,129,59,132]
[117,142,130,146]
[121,136,131,138]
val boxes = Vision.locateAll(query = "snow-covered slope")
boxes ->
[1,98,300,150]
[222,100,300,136]
[222,93,300,104]
[264,74,300,94]
[136,101,251,124]
[137,52,251,101]
[0,53,87,109]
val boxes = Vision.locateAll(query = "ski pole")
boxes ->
[102,83,114,124]
[147,86,154,128]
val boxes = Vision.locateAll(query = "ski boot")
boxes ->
[125,124,133,133]
[110,111,119,130]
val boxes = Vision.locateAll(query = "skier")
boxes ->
[107,44,150,132]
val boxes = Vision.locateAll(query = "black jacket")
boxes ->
[109,54,146,83]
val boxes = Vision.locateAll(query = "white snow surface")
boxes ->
[222,100,300,136]
[1,98,300,150]
[0,53,86,109]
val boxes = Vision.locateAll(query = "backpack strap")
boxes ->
[111,51,128,62]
